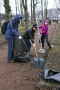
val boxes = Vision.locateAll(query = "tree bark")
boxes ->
[22,0,28,29]
[4,0,11,21]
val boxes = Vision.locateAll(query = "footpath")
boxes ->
[0,22,59,90]
[38,23,60,90]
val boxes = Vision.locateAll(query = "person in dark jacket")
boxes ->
[22,24,38,51]
[4,14,23,63]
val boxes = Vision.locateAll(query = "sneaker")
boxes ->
[51,44,53,48]
[8,60,15,63]
[38,48,45,53]
[41,49,45,53]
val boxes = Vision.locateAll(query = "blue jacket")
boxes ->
[4,14,23,38]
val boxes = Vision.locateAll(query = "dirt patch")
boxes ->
[0,22,56,90]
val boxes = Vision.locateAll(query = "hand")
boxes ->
[33,43,35,47]
[18,36,22,39]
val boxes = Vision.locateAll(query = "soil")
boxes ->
[0,22,56,90]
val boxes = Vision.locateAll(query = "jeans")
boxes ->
[23,38,31,51]
[6,38,14,62]
[41,34,51,49]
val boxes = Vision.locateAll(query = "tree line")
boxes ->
[2,0,60,29]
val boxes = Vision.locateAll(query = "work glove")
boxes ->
[33,43,35,47]
[18,36,22,39]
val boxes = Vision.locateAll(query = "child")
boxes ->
[39,21,52,50]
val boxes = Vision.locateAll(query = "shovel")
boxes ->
[34,45,45,68]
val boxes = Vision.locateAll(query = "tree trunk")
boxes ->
[44,0,48,19]
[22,0,28,29]
[4,0,11,21]
[31,0,33,24]
[33,0,36,23]
[41,0,43,22]
[20,0,24,26]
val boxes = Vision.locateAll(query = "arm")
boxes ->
[39,25,42,28]
[11,29,20,37]
[38,25,42,34]
[40,27,48,34]
[9,20,20,37]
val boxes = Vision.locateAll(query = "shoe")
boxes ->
[41,49,45,53]
[38,48,45,53]
[50,44,53,50]
[51,44,53,48]
[50,47,52,50]
[8,60,15,63]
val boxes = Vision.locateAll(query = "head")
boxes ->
[44,22,48,26]
[32,24,38,32]
[14,14,23,23]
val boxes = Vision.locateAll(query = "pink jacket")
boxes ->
[39,24,48,35]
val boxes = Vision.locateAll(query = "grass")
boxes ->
[52,37,60,44]
[18,26,25,35]
[0,26,26,45]
[52,23,60,44]
[0,24,32,45]
[45,22,60,71]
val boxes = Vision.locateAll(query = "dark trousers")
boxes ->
[23,38,31,51]
[6,38,14,61]
[41,34,51,49]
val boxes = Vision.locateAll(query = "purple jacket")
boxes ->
[39,24,48,35]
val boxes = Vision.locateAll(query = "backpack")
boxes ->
[1,20,10,34]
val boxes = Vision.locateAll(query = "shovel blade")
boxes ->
[34,58,45,68]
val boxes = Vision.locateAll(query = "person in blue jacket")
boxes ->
[4,14,23,63]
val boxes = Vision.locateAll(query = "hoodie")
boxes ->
[39,22,48,35]
[4,14,23,39]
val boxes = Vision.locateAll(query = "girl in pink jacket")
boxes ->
[39,21,52,50]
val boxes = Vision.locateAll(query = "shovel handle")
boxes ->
[34,46,38,58]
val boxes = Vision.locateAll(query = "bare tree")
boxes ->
[44,0,48,19]
[15,0,20,14]
[20,0,24,26]
[31,0,33,24]
[15,0,17,14]
[41,0,43,22]
[22,0,28,29]
[54,0,60,11]
[17,0,20,14]
[33,0,38,23]
[4,0,11,20]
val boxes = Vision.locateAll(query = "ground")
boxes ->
[0,22,56,90]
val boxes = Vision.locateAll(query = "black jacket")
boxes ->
[22,28,35,43]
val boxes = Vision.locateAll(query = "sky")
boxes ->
[0,0,56,14]
[48,0,56,9]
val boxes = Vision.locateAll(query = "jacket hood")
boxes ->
[14,14,23,20]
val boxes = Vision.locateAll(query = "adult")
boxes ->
[4,14,23,63]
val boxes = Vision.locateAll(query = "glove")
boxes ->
[18,36,22,39]
[33,43,35,47]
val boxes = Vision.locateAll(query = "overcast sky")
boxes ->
[0,0,56,14]
[48,0,56,9]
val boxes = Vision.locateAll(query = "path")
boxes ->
[0,22,56,90]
